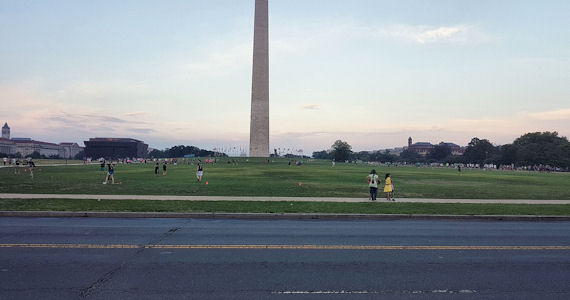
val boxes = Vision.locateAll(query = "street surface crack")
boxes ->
[78,226,183,298]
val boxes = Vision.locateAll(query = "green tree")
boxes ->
[330,140,352,162]
[29,151,41,159]
[350,151,369,161]
[312,150,331,160]
[512,132,570,167]
[427,144,452,161]
[74,150,85,160]
[463,138,497,164]
[498,144,517,165]
[370,150,397,162]
[398,149,424,163]
[149,149,165,158]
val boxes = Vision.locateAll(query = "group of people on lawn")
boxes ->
[101,160,205,185]
[99,161,394,202]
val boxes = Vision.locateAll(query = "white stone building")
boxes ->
[0,138,15,155]
[59,142,83,158]
[0,122,84,158]
[12,139,62,157]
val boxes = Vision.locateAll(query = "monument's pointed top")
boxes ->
[2,122,8,128]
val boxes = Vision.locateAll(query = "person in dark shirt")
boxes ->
[196,163,203,182]
[14,159,21,174]
[154,162,159,176]
[28,160,36,178]
[162,162,167,176]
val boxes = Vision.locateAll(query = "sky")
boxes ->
[1,0,569,155]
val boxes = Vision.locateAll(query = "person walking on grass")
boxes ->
[154,162,159,176]
[196,162,204,182]
[162,162,167,176]
[384,173,395,201]
[367,169,379,201]
[14,159,20,174]
[28,159,35,178]
[103,162,115,185]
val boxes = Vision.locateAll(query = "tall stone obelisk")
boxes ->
[249,0,269,157]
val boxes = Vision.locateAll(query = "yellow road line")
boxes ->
[0,244,569,250]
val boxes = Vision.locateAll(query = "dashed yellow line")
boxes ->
[0,244,569,250]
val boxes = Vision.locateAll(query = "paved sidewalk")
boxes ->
[1,193,569,204]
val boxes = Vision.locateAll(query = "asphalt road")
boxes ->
[0,217,569,299]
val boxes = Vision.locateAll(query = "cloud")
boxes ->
[129,128,155,133]
[271,20,489,54]
[79,114,130,124]
[527,109,570,121]
[375,24,479,44]
[46,113,146,127]
[300,104,321,110]
[124,111,152,118]
[178,42,252,76]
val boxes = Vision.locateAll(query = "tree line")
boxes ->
[313,132,570,168]
[149,145,225,158]
[1,145,223,160]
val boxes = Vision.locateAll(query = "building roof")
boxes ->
[2,122,9,129]
[0,137,14,143]
[411,142,433,146]
[87,137,144,143]
[440,142,460,147]
[12,139,59,147]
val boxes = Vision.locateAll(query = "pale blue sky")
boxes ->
[1,0,569,154]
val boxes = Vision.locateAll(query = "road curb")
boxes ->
[0,211,568,221]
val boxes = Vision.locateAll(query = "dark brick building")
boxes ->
[407,137,465,156]
[84,138,148,159]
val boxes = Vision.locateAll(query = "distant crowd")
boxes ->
[2,157,36,177]
[361,160,568,173]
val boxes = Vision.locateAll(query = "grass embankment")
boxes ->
[1,158,569,199]
[1,199,569,216]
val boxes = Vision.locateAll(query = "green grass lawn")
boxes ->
[1,158,569,199]
[1,199,568,216]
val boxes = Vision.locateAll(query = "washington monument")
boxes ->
[249,0,269,157]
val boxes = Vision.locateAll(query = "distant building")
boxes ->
[390,147,405,156]
[406,137,465,156]
[0,137,15,155]
[439,142,465,155]
[375,147,406,156]
[12,139,62,157]
[408,142,435,156]
[2,123,10,139]
[84,138,148,159]
[0,122,85,158]
[59,142,84,159]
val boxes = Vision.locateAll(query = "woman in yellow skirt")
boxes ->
[384,173,395,201]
